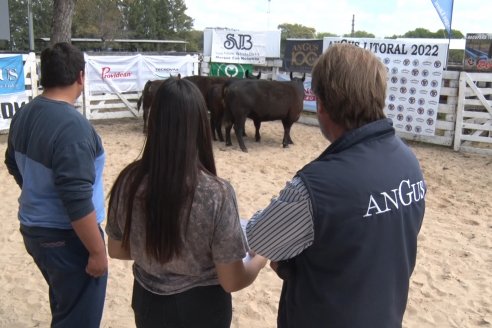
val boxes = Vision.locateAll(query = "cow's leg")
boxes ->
[223,108,234,146]
[254,119,262,142]
[224,120,234,146]
[216,113,224,142]
[209,110,217,141]
[235,117,248,152]
[282,120,294,147]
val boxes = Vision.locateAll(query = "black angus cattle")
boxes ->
[203,71,262,141]
[137,71,261,136]
[184,75,230,141]
[223,72,305,152]
[137,76,226,136]
[137,79,165,133]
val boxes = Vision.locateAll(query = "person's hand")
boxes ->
[86,250,108,278]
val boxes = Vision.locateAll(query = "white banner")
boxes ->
[323,38,448,136]
[0,91,29,130]
[84,54,195,94]
[211,30,267,65]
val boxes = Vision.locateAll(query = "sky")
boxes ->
[184,0,491,38]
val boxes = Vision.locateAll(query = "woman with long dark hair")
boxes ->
[105,77,267,328]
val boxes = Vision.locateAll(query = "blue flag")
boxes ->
[431,0,454,35]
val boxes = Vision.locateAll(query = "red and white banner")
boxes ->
[84,54,196,94]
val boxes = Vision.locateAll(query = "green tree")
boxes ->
[435,29,464,39]
[182,29,203,52]
[7,0,53,51]
[402,28,436,38]
[72,0,124,42]
[51,0,77,44]
[343,30,375,38]
[316,32,338,39]
[278,23,316,39]
[119,0,192,51]
[168,0,193,34]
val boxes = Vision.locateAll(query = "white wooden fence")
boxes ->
[2,53,492,155]
[454,73,492,155]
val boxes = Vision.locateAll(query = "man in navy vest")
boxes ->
[246,43,426,327]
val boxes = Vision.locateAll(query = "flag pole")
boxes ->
[445,0,454,69]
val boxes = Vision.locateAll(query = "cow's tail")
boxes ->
[138,80,153,112]
[137,96,142,111]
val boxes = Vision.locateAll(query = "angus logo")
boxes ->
[0,68,19,81]
[224,34,253,50]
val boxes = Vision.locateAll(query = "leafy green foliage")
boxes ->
[343,30,375,38]
[2,1,466,54]
[278,23,316,39]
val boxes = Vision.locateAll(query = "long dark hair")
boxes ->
[108,77,216,263]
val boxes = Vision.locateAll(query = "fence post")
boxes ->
[28,52,39,98]
[454,72,466,151]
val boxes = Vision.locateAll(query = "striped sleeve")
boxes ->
[245,176,314,261]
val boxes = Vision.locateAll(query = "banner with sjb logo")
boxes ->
[211,30,267,65]
[209,63,253,78]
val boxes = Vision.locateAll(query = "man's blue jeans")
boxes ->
[20,225,107,328]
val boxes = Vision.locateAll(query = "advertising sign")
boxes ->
[323,38,448,136]
[211,30,267,65]
[0,55,28,130]
[209,63,254,78]
[283,39,323,73]
[464,33,492,72]
[85,54,195,94]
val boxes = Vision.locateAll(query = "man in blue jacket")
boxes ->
[5,42,107,327]
[246,43,426,327]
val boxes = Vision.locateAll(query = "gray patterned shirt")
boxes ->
[105,171,248,295]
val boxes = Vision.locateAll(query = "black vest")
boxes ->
[278,119,425,328]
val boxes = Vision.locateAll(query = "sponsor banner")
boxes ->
[464,33,492,72]
[0,55,26,95]
[431,0,454,35]
[283,39,323,74]
[85,54,195,94]
[211,30,267,65]
[323,38,448,136]
[0,91,29,130]
[277,72,315,112]
[209,63,253,78]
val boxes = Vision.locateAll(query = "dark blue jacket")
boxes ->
[278,119,426,328]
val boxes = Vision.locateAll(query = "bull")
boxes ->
[223,72,305,152]
[137,79,165,133]
[136,71,261,136]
